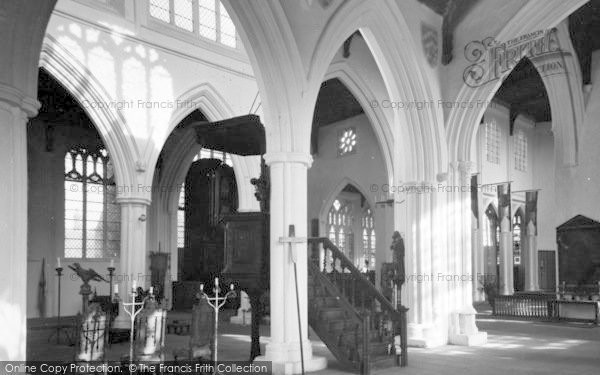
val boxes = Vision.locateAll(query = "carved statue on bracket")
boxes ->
[250,157,270,213]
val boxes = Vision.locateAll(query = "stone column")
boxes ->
[0,0,56,360]
[255,152,326,374]
[113,198,151,329]
[448,162,487,346]
[524,220,539,291]
[0,95,38,360]
[499,216,514,295]
[405,181,446,347]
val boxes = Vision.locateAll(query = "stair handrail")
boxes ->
[309,236,408,367]
[308,261,368,373]
[308,237,408,316]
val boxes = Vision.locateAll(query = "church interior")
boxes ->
[1,0,600,374]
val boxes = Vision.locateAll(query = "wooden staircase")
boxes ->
[307,238,408,374]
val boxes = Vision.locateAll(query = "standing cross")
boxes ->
[279,225,307,375]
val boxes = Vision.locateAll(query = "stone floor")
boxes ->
[28,310,600,375]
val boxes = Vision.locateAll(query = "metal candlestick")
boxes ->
[107,267,116,348]
[198,277,236,373]
[118,286,145,361]
[48,267,72,344]
[108,267,115,299]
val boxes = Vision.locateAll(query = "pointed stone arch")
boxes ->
[447,1,587,167]
[307,0,448,181]
[319,177,376,234]
[324,62,394,185]
[39,35,138,198]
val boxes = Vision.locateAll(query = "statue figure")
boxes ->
[391,231,406,289]
[250,158,269,213]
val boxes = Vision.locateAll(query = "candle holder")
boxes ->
[198,277,236,373]
[106,267,116,347]
[108,267,116,299]
[117,285,146,361]
[47,267,73,345]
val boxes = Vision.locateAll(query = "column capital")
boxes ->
[116,196,152,206]
[454,160,476,175]
[0,83,40,117]
[264,151,313,168]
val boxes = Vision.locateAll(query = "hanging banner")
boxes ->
[525,190,539,235]
[497,182,511,230]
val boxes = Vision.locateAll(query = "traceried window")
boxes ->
[514,129,527,172]
[177,184,185,248]
[176,148,232,247]
[513,212,522,265]
[361,208,376,270]
[149,0,238,48]
[328,199,354,259]
[485,119,500,164]
[338,127,357,156]
[64,147,120,259]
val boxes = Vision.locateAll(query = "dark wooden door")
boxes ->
[538,250,556,291]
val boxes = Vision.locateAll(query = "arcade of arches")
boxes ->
[1,0,600,372]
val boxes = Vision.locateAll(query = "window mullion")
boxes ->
[170,0,175,25]
[192,0,199,36]
[82,157,88,259]
[215,0,221,44]
[103,162,108,258]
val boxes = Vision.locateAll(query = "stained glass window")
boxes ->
[177,184,185,248]
[513,212,522,265]
[338,127,357,156]
[149,0,237,48]
[327,199,354,259]
[64,147,120,259]
[361,208,376,270]
[149,0,170,22]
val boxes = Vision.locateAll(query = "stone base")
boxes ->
[448,309,487,346]
[407,323,447,348]
[253,356,327,375]
[230,313,252,326]
[255,341,327,375]
[449,331,488,346]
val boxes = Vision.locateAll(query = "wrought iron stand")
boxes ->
[118,285,144,361]
[198,277,236,374]
[48,267,72,344]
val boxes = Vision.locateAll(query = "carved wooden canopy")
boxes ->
[191,114,266,156]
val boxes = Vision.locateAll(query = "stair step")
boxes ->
[365,342,392,356]
[319,307,348,320]
[369,355,397,370]
[327,319,349,331]
[313,296,341,308]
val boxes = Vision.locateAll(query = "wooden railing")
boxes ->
[308,237,408,369]
[493,294,554,320]
[493,294,600,324]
